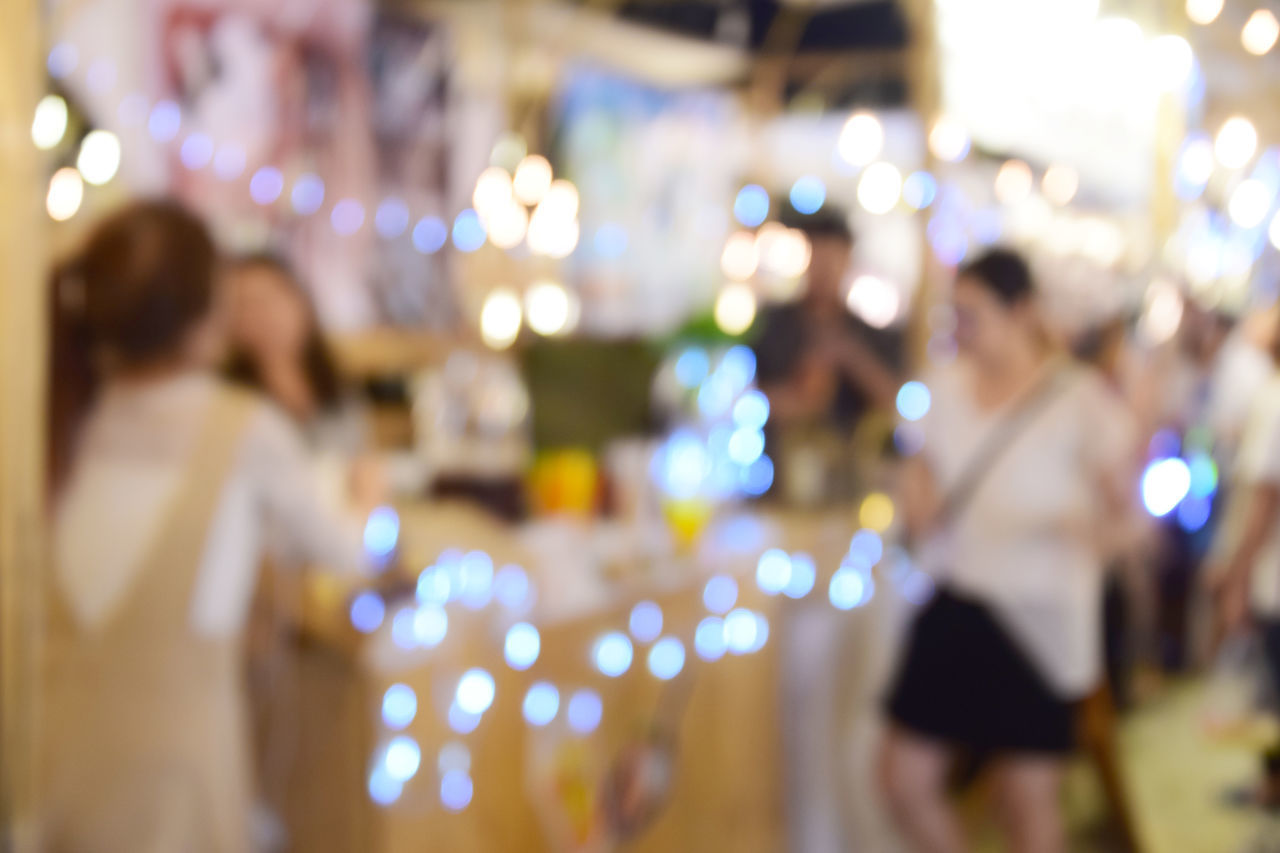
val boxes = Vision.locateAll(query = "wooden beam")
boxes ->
[0,1,47,850]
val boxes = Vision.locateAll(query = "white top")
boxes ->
[1237,373,1280,616]
[915,361,1135,697]
[54,373,368,638]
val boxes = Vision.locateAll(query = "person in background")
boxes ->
[1210,322,1280,807]
[43,201,373,852]
[879,249,1136,853]
[225,253,369,459]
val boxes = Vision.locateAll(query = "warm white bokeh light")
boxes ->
[513,154,553,205]
[473,167,514,219]
[539,180,580,221]
[1186,0,1223,25]
[1179,137,1216,186]
[1228,179,1272,228]
[720,230,760,280]
[524,280,574,336]
[1242,9,1280,55]
[46,167,84,221]
[857,162,902,215]
[1215,117,1258,169]
[76,130,121,185]
[527,205,580,258]
[928,117,970,163]
[31,95,68,150]
[837,112,884,167]
[846,274,900,329]
[761,228,812,279]
[1147,34,1195,91]
[714,283,757,336]
[994,160,1033,205]
[1042,164,1079,206]
[485,202,529,250]
[1138,279,1185,347]
[480,288,523,350]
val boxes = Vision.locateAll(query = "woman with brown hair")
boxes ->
[42,200,371,851]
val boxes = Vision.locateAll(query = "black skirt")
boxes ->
[885,588,1076,756]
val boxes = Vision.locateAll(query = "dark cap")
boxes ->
[780,204,855,244]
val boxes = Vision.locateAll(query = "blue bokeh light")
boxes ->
[413,605,448,647]
[783,552,816,599]
[350,592,385,634]
[733,391,771,431]
[848,529,884,566]
[455,668,496,715]
[504,622,541,671]
[756,549,792,595]
[567,689,603,734]
[593,632,634,677]
[703,575,739,614]
[720,346,758,392]
[1177,494,1212,532]
[902,172,938,210]
[648,637,686,680]
[829,566,874,610]
[368,766,402,806]
[249,167,284,206]
[391,607,417,650]
[594,223,629,259]
[723,608,759,655]
[331,198,366,236]
[1188,452,1219,499]
[675,348,710,388]
[695,616,727,661]
[459,551,494,610]
[412,216,448,254]
[629,601,664,643]
[452,209,487,252]
[740,456,775,497]
[382,683,418,730]
[291,173,326,216]
[896,381,932,422]
[789,176,827,215]
[523,682,560,726]
[364,506,400,561]
[440,770,473,812]
[734,184,770,227]
[375,198,410,239]
[179,133,214,170]
[147,100,182,143]
[494,564,531,610]
[448,702,482,735]
[47,43,78,79]
[727,428,766,466]
[384,736,421,782]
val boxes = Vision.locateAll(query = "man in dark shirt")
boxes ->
[753,208,902,433]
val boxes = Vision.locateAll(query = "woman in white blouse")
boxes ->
[878,250,1135,853]
[42,201,370,852]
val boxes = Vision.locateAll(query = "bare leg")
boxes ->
[877,726,967,853]
[992,756,1066,853]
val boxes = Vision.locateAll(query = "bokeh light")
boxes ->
[440,770,473,812]
[860,493,896,533]
[846,275,900,328]
[375,198,410,238]
[703,575,739,614]
[494,564,531,610]
[485,201,530,249]
[723,608,761,654]
[720,230,760,280]
[849,528,885,565]
[413,216,448,254]
[629,601,664,643]
[448,702,482,735]
[902,171,938,211]
[513,155,553,204]
[364,506,400,560]
[77,130,121,186]
[350,592,385,634]
[594,222,629,258]
[648,637,686,680]
[567,689,604,735]
[46,168,84,221]
[1175,135,1214,199]
[790,176,827,214]
[783,553,816,599]
[413,605,448,647]
[504,622,541,671]
[929,117,970,162]
[47,42,78,79]
[593,632,634,677]
[1228,179,1272,228]
[213,144,246,181]
[452,209,487,252]
[896,381,932,421]
[1186,0,1223,25]
[524,280,573,336]
[391,607,417,650]
[384,736,421,784]
[1243,9,1279,55]
[829,566,874,610]
[455,669,496,715]
[756,549,793,595]
[857,162,902,215]
[695,616,728,661]
[838,112,884,167]
[382,684,417,730]
[480,288,523,350]
[733,184,770,228]
[994,160,1033,205]
[179,133,214,170]
[147,100,181,142]
[368,766,402,806]
[249,167,284,206]
[523,682,560,726]
[1148,35,1195,91]
[1142,458,1192,517]
[31,95,68,150]
[1041,164,1079,206]
[733,391,771,431]
[715,283,758,336]
[1215,117,1258,169]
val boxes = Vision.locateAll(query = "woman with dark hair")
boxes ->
[224,253,368,457]
[42,201,371,852]
[877,249,1137,852]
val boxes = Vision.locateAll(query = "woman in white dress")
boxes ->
[42,200,371,852]
[878,249,1136,853]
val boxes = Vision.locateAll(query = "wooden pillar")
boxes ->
[0,0,47,849]
[899,0,941,370]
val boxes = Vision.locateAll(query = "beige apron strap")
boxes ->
[128,385,258,627]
